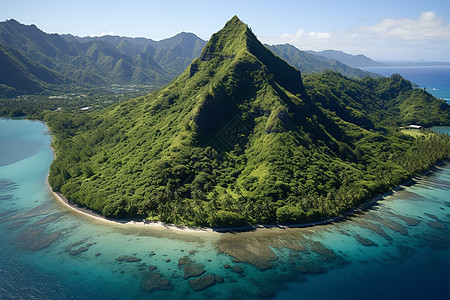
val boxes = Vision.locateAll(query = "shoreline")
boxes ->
[47,180,213,233]
[45,123,212,233]
[44,118,448,233]
[46,160,448,233]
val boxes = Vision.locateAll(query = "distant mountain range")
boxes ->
[378,61,450,67]
[307,50,450,67]
[0,19,207,96]
[268,44,382,79]
[3,18,443,98]
[306,50,387,68]
[0,43,66,97]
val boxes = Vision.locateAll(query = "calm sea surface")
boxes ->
[0,119,449,299]
[364,65,450,103]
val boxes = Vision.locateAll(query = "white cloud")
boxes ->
[262,11,450,61]
[359,11,450,40]
[90,31,116,37]
[280,28,331,40]
[271,28,334,52]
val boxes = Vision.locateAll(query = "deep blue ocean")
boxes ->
[0,67,449,299]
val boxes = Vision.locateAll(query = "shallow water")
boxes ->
[0,118,449,299]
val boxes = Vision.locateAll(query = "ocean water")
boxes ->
[0,118,449,300]
[363,65,450,102]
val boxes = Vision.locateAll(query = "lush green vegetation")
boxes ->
[0,43,66,97]
[400,129,426,137]
[304,72,450,127]
[46,16,450,227]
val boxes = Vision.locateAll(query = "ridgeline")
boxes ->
[0,19,206,97]
[46,16,450,227]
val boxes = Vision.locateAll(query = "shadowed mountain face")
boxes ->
[189,16,308,145]
[46,16,450,226]
[0,43,65,97]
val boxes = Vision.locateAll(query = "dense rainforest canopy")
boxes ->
[46,16,450,227]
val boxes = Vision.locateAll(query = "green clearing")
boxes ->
[400,129,427,137]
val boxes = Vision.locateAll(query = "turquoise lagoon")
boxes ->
[0,118,449,299]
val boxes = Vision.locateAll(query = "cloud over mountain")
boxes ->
[90,31,116,37]
[265,11,450,61]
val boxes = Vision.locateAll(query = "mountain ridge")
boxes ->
[0,19,207,93]
[0,43,66,96]
[269,44,382,79]
[1,18,381,98]
[306,49,386,68]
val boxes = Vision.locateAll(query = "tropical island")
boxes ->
[41,16,450,227]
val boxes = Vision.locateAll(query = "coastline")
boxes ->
[45,122,212,233]
[3,118,449,300]
[46,160,448,233]
[47,181,214,233]
[44,116,449,233]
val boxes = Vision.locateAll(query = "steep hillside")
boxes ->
[0,19,102,84]
[304,72,450,127]
[47,16,450,227]
[0,43,65,97]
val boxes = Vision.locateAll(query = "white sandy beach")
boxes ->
[46,176,213,233]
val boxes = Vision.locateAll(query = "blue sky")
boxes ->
[2,0,450,61]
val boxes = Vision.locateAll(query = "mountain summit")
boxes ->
[184,15,309,148]
[48,16,450,227]
[199,16,303,94]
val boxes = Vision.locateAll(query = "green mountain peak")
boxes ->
[198,15,303,95]
[47,16,450,227]
[172,16,307,148]
[199,15,252,60]
[49,16,317,224]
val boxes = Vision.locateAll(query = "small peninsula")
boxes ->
[46,16,450,227]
